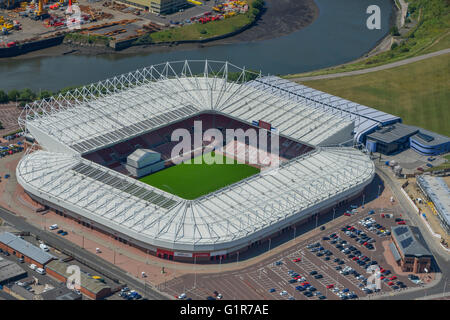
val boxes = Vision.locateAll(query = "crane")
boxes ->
[32,0,49,20]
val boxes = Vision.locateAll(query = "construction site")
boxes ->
[0,0,252,56]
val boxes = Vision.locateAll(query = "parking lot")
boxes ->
[160,185,426,300]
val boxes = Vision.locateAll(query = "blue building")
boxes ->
[365,123,450,156]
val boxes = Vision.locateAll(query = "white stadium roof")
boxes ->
[17,61,375,253]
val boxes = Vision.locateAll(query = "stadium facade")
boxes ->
[17,61,377,262]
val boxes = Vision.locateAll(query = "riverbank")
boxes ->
[286,0,450,79]
[5,0,319,61]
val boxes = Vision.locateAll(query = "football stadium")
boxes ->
[15,61,390,263]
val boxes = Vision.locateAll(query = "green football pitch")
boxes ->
[139,152,260,200]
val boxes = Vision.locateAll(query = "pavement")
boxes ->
[0,289,17,300]
[289,48,450,82]
[370,165,450,300]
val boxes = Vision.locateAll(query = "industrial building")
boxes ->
[0,232,55,268]
[365,123,450,155]
[114,0,187,14]
[390,226,433,273]
[40,285,83,300]
[416,175,450,234]
[17,61,379,262]
[0,257,27,285]
[46,260,111,300]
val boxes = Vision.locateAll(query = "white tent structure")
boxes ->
[17,61,375,258]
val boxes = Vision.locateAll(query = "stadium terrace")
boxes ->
[17,61,375,262]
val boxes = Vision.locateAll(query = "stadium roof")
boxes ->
[0,232,56,265]
[17,146,374,252]
[20,61,355,155]
[252,76,401,142]
[17,61,376,253]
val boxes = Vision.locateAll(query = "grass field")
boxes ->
[302,54,450,137]
[139,152,260,200]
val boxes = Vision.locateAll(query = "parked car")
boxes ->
[49,224,58,230]
[36,267,46,275]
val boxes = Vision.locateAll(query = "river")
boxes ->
[0,0,393,92]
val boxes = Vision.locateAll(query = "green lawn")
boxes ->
[302,54,450,137]
[139,152,260,199]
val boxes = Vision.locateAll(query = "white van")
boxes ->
[29,263,37,270]
[36,267,46,275]
[39,243,49,252]
[49,224,58,230]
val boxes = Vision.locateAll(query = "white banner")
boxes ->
[174,252,193,258]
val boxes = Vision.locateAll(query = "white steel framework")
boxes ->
[17,60,375,254]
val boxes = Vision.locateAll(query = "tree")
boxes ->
[38,90,52,100]
[0,90,8,103]
[252,0,264,11]
[8,89,20,102]
[18,88,36,102]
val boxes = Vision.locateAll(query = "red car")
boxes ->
[293,258,301,262]
[397,221,406,225]
[302,282,309,286]
[380,268,386,273]
[388,281,394,286]
[389,276,397,280]
[380,276,385,280]
[326,284,334,289]
[352,257,359,261]
[344,213,351,216]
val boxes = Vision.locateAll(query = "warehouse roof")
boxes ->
[391,226,432,257]
[0,232,55,265]
[0,257,27,284]
[366,123,418,144]
[417,175,450,227]
[410,127,450,147]
[46,260,110,296]
[40,286,82,300]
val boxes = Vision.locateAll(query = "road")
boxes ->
[289,48,450,82]
[0,206,170,300]
[0,289,17,300]
[372,166,450,300]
